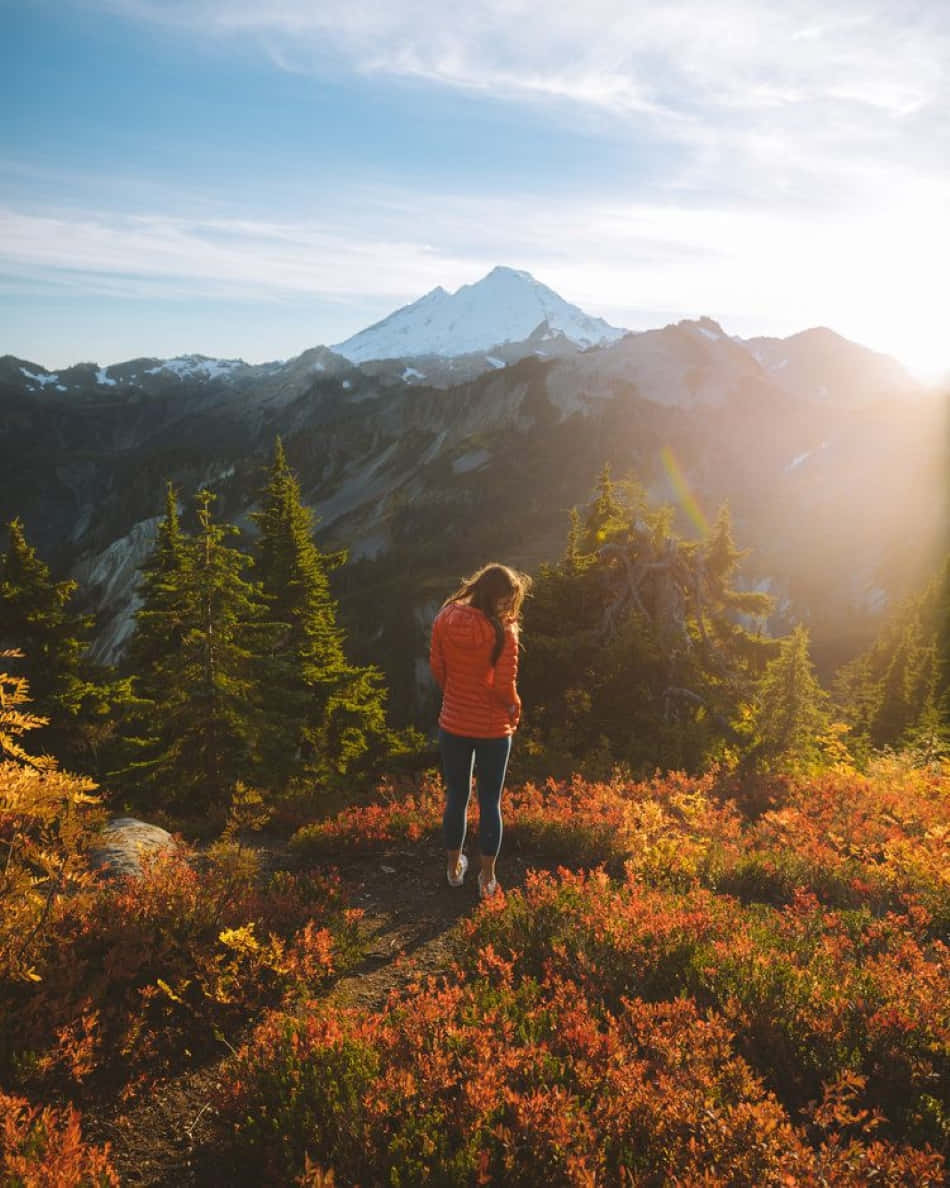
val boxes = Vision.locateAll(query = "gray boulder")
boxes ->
[89,817,176,878]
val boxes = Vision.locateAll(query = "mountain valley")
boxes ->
[1,267,946,720]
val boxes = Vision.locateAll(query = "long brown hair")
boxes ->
[442,562,532,664]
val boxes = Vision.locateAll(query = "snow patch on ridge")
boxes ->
[20,367,61,387]
[145,356,244,381]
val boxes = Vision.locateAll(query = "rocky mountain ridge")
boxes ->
[1,271,945,714]
[4,265,927,416]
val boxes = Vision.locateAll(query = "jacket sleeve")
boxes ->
[429,615,446,689]
[492,625,520,710]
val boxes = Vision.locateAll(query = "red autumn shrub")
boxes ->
[465,869,950,1150]
[290,767,744,885]
[225,957,943,1186]
[1,846,362,1095]
[290,773,447,857]
[504,769,743,882]
[717,759,950,929]
[0,1091,118,1187]
[225,972,805,1184]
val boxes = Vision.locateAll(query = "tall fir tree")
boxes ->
[0,518,88,713]
[702,504,771,619]
[0,518,115,768]
[933,555,950,718]
[695,503,774,700]
[252,439,392,789]
[579,462,632,554]
[128,489,266,812]
[869,620,935,748]
[833,554,950,756]
[127,482,187,700]
[700,504,774,631]
[752,624,829,766]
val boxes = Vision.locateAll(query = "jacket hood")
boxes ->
[438,602,496,650]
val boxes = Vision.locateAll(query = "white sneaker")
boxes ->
[478,871,499,899]
[447,854,468,887]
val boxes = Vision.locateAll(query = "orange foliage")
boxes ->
[231,761,949,1183]
[1,846,362,1095]
[5,734,948,1183]
[1,659,104,987]
[226,955,944,1185]
[0,1091,118,1186]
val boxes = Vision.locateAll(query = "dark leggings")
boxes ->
[439,728,512,859]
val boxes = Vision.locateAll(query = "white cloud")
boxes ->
[84,1,949,216]
[0,194,519,310]
[10,2,950,373]
[96,0,949,118]
[4,171,949,372]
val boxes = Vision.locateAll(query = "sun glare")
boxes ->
[840,198,950,382]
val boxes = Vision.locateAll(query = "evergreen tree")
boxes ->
[933,556,950,717]
[0,519,88,712]
[833,554,950,755]
[563,507,582,575]
[128,489,266,812]
[127,483,187,696]
[703,504,772,618]
[752,624,829,766]
[0,519,111,767]
[579,462,634,554]
[521,476,772,774]
[869,620,934,748]
[694,504,774,715]
[830,652,877,766]
[252,439,393,789]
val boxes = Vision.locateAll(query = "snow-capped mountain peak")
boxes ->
[333,266,626,363]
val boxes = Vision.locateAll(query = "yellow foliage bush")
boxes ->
[0,654,105,986]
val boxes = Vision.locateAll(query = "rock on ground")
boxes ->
[89,817,175,878]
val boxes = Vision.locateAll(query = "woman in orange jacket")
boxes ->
[429,562,531,898]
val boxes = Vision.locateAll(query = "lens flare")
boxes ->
[660,446,709,537]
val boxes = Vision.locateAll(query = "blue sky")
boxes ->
[2,0,949,376]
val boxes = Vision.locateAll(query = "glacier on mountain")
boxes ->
[333,266,626,363]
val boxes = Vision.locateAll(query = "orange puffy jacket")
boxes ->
[429,602,521,739]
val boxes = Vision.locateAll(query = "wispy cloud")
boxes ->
[4,170,948,369]
[8,2,950,372]
[83,1,949,214]
[94,1,948,121]
[0,204,475,304]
